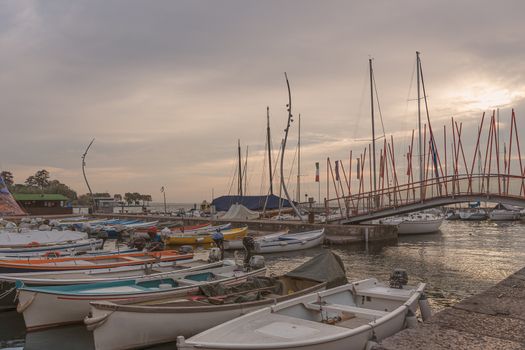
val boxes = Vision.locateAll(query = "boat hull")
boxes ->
[397,219,442,235]
[0,250,192,273]
[254,230,325,253]
[489,211,520,221]
[18,267,266,330]
[166,227,248,245]
[177,280,425,350]
[87,282,326,350]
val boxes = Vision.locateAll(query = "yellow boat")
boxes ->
[165,226,248,245]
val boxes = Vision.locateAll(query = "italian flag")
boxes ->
[315,162,320,182]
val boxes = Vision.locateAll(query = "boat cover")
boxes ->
[284,250,348,288]
[0,176,25,216]
[221,204,259,220]
[493,203,520,211]
[212,195,292,212]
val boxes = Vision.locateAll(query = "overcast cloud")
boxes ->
[1,0,524,202]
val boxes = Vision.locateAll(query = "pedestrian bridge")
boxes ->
[324,174,525,224]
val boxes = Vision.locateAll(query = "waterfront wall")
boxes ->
[376,266,525,349]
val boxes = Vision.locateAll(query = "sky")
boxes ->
[1,0,524,203]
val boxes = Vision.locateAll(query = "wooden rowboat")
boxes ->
[165,226,248,245]
[0,250,193,273]
[84,251,347,350]
[17,262,266,330]
[0,258,216,311]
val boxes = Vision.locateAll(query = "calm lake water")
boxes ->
[2,220,525,349]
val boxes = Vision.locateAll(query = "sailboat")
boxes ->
[373,54,443,234]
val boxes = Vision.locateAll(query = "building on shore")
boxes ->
[13,193,72,215]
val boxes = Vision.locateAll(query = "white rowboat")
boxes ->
[253,229,325,253]
[177,278,426,350]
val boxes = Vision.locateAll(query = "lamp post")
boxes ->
[161,186,167,214]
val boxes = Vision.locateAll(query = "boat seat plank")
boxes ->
[356,286,414,301]
[321,304,388,319]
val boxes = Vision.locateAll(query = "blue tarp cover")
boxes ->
[211,195,292,212]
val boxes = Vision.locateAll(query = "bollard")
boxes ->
[419,293,432,321]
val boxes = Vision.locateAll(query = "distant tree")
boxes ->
[114,194,122,201]
[124,192,134,204]
[92,192,111,198]
[141,194,152,204]
[0,171,14,187]
[46,180,77,200]
[77,194,91,205]
[25,169,50,189]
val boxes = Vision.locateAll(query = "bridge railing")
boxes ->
[325,173,525,219]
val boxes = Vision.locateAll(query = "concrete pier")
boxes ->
[375,266,525,349]
[90,213,398,244]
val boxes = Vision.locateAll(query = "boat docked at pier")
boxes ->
[253,229,325,253]
[85,251,345,350]
[0,257,214,311]
[0,250,192,273]
[489,203,521,221]
[459,209,488,221]
[165,226,247,245]
[177,276,426,350]
[17,260,266,330]
[380,213,442,234]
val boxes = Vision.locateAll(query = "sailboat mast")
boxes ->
[369,58,377,193]
[266,107,274,195]
[281,72,303,221]
[244,146,248,195]
[237,139,243,196]
[297,113,301,202]
[416,51,423,199]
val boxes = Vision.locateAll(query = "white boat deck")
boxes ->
[357,286,415,301]
[189,313,347,345]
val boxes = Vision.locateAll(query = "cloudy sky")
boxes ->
[1,0,524,203]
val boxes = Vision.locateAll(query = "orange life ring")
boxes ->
[26,241,40,248]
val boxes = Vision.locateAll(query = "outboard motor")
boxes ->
[249,255,265,270]
[96,231,109,249]
[211,230,225,260]
[129,237,147,251]
[389,268,408,289]
[242,236,255,268]
[208,247,222,263]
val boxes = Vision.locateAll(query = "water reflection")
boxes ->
[2,220,525,349]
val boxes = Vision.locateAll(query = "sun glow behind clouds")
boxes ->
[451,83,524,111]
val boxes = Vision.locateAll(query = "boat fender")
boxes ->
[16,292,36,314]
[419,293,432,321]
[176,336,189,349]
[406,309,418,328]
[26,241,40,248]
[84,312,111,331]
[365,340,380,350]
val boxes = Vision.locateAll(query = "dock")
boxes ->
[376,266,525,349]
